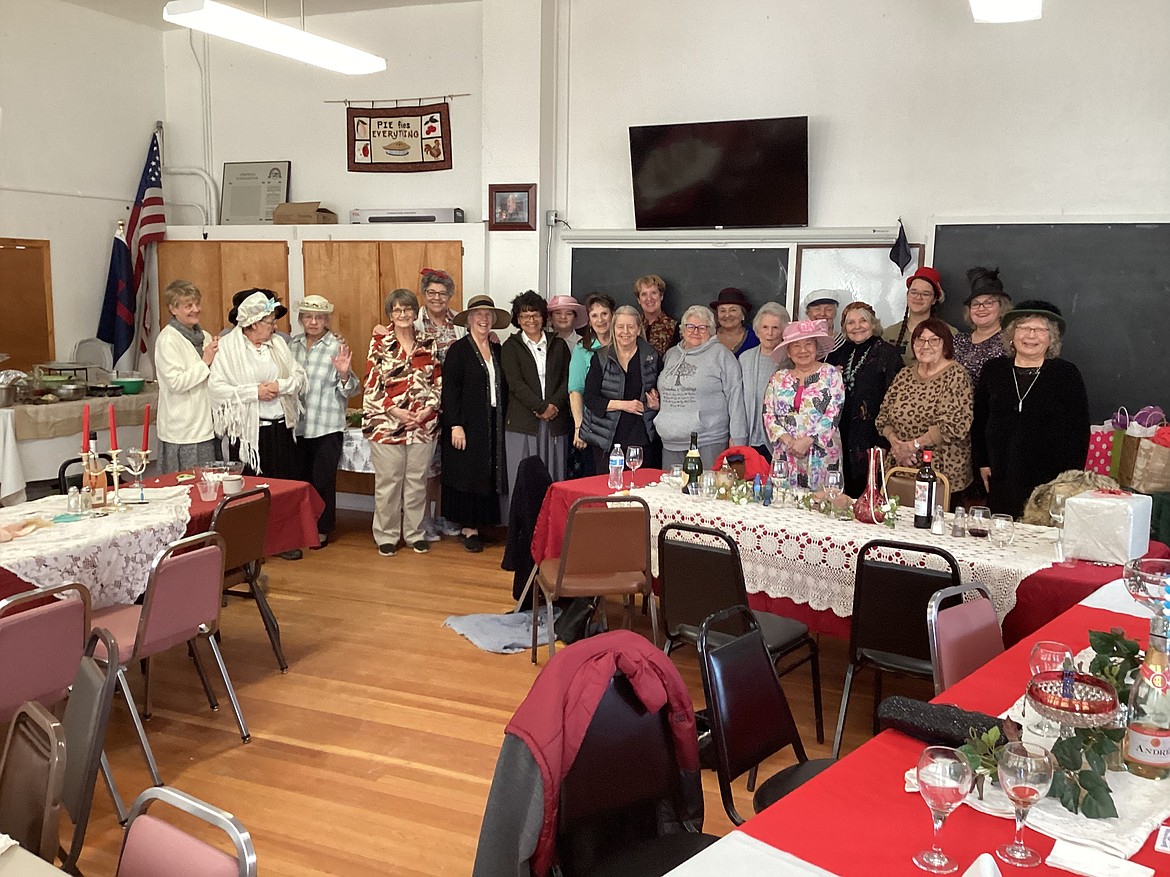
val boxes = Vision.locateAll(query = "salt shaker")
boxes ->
[930,504,946,535]
[80,485,93,512]
[67,486,81,513]
[950,506,967,537]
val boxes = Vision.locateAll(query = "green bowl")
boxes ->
[111,377,145,395]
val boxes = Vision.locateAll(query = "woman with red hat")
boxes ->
[882,267,957,366]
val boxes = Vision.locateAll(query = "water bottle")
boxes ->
[608,443,625,490]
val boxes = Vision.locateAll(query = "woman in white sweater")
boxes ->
[155,279,219,473]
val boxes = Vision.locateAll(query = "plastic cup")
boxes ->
[196,480,219,502]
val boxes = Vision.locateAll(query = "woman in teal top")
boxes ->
[568,293,615,471]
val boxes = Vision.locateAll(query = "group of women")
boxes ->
[154,265,1091,563]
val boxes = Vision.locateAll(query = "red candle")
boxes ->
[108,404,118,450]
[142,404,151,452]
[81,404,90,452]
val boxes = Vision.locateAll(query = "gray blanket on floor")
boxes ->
[443,609,559,654]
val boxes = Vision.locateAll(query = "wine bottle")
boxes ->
[913,449,937,529]
[1125,614,1170,780]
[681,432,703,494]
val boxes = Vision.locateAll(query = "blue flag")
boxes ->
[96,228,136,365]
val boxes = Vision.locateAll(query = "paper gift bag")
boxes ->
[1085,426,1115,477]
[1064,489,1152,564]
[1130,439,1170,494]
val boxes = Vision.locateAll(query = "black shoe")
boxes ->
[378,544,397,557]
[463,535,484,553]
[277,549,303,561]
[412,541,429,554]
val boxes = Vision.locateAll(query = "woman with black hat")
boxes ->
[440,295,511,553]
[710,287,759,357]
[954,267,1011,383]
[882,267,957,366]
[972,300,1090,519]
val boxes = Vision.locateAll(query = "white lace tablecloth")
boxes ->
[0,487,191,609]
[631,483,1058,621]
[340,426,373,474]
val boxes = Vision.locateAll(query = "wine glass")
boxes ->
[1028,641,1073,737]
[968,506,991,538]
[824,468,843,517]
[991,513,1015,548]
[913,746,973,874]
[995,742,1055,868]
[125,447,150,502]
[625,445,643,490]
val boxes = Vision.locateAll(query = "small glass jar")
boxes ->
[66,486,81,513]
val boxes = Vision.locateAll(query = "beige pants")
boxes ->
[370,441,435,547]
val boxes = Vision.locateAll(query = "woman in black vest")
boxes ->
[581,306,662,472]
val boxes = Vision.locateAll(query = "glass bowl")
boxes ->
[1026,671,1119,729]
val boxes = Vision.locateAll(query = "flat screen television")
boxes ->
[629,116,808,230]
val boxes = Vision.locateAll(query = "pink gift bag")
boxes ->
[1085,425,1115,476]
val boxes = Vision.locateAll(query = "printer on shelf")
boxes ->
[350,208,465,224]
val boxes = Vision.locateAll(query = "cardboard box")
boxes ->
[1064,490,1152,565]
[272,201,338,224]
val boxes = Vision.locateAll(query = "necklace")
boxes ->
[1012,362,1043,413]
[842,345,872,390]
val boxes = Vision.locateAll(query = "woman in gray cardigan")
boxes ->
[738,302,791,462]
[581,306,662,472]
[500,291,571,495]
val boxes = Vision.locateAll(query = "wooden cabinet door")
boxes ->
[302,241,381,400]
[377,241,464,311]
[0,238,54,371]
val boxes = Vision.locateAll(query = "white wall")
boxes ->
[0,0,165,359]
[558,0,1170,240]
[162,2,483,227]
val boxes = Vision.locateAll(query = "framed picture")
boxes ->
[221,161,291,224]
[488,183,537,231]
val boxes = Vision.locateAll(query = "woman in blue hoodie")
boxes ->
[656,305,748,470]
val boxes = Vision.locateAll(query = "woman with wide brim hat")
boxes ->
[709,287,759,357]
[972,299,1089,519]
[290,294,360,548]
[762,319,845,489]
[441,295,510,552]
[882,267,958,366]
[547,294,587,351]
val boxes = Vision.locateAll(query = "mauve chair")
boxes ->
[92,531,249,789]
[116,786,257,877]
[927,583,1005,695]
[0,583,91,724]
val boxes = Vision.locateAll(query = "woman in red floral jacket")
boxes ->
[362,288,442,557]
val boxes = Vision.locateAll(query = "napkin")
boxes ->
[664,831,843,876]
[0,832,16,855]
[962,853,1003,877]
[1046,839,1154,877]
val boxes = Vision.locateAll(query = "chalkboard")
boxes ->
[570,247,790,316]
[933,223,1170,421]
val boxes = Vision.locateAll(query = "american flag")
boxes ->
[128,133,166,354]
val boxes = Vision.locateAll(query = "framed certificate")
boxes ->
[220,161,291,224]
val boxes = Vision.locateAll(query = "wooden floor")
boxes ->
[74,509,935,875]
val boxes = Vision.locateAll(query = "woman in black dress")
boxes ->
[972,300,1090,519]
[440,296,510,553]
[826,302,905,497]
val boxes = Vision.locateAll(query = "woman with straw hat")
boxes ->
[763,319,844,489]
[441,295,511,553]
[291,294,359,547]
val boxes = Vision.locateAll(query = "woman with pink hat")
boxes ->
[882,267,957,366]
[762,319,844,488]
[546,294,587,351]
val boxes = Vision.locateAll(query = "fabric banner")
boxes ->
[347,102,453,173]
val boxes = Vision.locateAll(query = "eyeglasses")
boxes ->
[518,311,543,320]
[683,324,711,333]
[1016,325,1051,336]
[257,316,276,326]
[969,298,999,310]
[424,290,451,298]
[390,307,415,316]
[907,290,936,300]
[914,336,943,347]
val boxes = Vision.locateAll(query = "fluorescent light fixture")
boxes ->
[969,0,1042,23]
[163,0,386,75]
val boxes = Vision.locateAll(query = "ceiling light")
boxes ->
[163,0,386,75]
[969,0,1042,23]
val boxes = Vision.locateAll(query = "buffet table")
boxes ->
[532,472,1168,642]
[682,589,1165,876]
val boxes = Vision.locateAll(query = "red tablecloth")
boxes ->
[738,603,1162,875]
[531,472,1169,644]
[153,473,325,557]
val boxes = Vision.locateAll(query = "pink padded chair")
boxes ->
[116,786,257,877]
[927,584,1005,695]
[0,583,91,723]
[92,532,248,788]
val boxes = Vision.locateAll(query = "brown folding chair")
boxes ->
[0,702,67,862]
[529,496,657,663]
[210,486,287,672]
[884,466,952,511]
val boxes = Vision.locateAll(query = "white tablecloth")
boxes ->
[631,483,1058,621]
[0,410,25,506]
[0,487,190,609]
